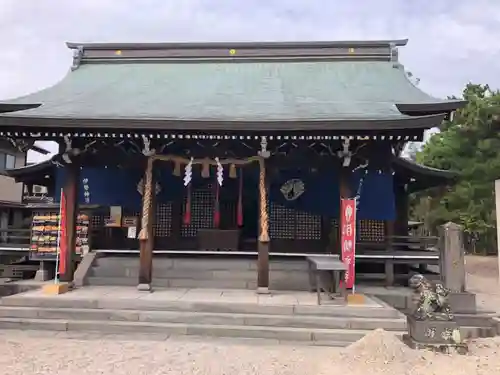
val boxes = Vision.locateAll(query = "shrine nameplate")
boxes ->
[122,216,138,228]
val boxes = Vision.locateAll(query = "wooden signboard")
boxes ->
[105,206,122,227]
[122,216,138,228]
[29,207,93,260]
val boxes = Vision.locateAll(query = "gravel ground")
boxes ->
[2,329,500,375]
[0,255,499,375]
[465,255,500,313]
[0,331,333,375]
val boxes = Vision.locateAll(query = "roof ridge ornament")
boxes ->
[141,135,155,156]
[62,135,81,163]
[258,136,270,158]
[337,138,352,167]
[71,46,84,71]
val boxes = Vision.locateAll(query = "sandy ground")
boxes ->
[465,255,500,313]
[0,255,499,375]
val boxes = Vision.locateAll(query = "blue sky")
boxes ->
[1,0,499,161]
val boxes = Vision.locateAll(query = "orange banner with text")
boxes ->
[340,199,356,289]
[58,191,67,276]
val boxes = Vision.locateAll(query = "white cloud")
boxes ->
[27,141,58,163]
[0,0,500,100]
[1,1,499,101]
[1,1,496,165]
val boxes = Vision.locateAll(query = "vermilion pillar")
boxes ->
[59,163,79,283]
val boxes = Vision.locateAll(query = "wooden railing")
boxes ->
[0,228,31,248]
[358,235,439,251]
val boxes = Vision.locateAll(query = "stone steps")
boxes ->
[454,313,497,328]
[0,296,403,319]
[0,317,401,346]
[88,256,310,291]
[88,276,308,291]
[460,325,496,339]
[0,306,407,330]
[0,288,407,346]
[88,276,260,290]
[94,257,309,271]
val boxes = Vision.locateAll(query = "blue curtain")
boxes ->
[270,169,339,217]
[54,166,183,210]
[269,168,395,220]
[351,170,396,221]
[54,165,395,221]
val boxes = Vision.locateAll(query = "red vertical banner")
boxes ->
[58,191,67,275]
[340,199,356,289]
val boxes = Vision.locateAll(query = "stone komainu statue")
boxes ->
[409,274,453,321]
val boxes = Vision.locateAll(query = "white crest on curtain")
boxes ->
[280,179,305,201]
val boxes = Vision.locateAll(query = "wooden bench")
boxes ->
[306,255,346,305]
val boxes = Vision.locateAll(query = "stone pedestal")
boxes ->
[43,282,70,295]
[404,316,468,354]
[450,292,477,313]
[256,287,270,295]
[34,261,50,282]
[137,283,152,292]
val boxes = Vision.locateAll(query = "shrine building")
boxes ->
[0,39,464,291]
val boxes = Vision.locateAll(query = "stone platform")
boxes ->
[358,285,497,339]
[0,286,406,346]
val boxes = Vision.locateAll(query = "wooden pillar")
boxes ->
[137,157,155,291]
[384,219,395,286]
[257,158,270,294]
[59,163,79,283]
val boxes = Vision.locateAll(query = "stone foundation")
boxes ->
[405,316,468,354]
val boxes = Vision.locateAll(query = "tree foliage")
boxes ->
[411,83,500,253]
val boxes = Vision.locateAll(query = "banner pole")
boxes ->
[54,188,63,284]
[352,196,357,295]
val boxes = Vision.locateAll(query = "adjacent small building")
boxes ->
[0,104,50,248]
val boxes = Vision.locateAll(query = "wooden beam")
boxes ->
[257,157,270,294]
[137,157,156,291]
[59,163,79,283]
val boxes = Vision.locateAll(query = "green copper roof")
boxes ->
[0,40,463,130]
[4,62,445,120]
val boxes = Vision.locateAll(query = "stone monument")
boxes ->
[403,274,468,354]
[438,222,476,313]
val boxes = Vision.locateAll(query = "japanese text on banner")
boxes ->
[340,199,356,289]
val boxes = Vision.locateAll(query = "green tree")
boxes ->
[412,83,500,253]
